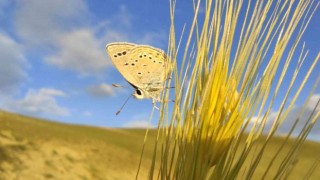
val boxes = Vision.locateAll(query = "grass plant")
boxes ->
[143,0,320,179]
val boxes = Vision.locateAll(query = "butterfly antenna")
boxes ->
[116,95,132,115]
[112,84,128,88]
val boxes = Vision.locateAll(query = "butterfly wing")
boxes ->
[127,45,171,99]
[106,42,139,86]
[106,43,171,100]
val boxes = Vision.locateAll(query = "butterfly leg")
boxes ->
[152,99,160,110]
[160,99,175,103]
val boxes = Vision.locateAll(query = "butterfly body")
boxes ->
[106,42,171,103]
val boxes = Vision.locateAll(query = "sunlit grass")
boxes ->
[142,0,320,179]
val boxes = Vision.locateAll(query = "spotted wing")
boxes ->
[106,42,140,86]
[126,45,171,89]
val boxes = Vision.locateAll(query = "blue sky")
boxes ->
[0,0,319,140]
[0,0,176,127]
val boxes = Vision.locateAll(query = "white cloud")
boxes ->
[110,5,132,29]
[307,94,320,111]
[98,5,167,47]
[87,83,115,97]
[5,88,70,116]
[13,1,167,76]
[0,0,10,16]
[139,31,167,47]
[0,0,7,6]
[123,114,156,128]
[123,120,151,128]
[45,29,108,75]
[101,28,130,44]
[248,94,320,140]
[0,32,28,93]
[11,0,113,76]
[100,22,167,48]
[83,111,92,117]
[13,0,112,75]
[14,0,88,47]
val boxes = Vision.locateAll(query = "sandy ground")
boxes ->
[0,130,93,179]
[0,130,150,180]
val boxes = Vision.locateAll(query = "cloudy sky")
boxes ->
[0,0,319,140]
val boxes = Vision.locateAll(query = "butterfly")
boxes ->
[106,42,172,106]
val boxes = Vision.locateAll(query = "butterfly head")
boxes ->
[132,88,146,100]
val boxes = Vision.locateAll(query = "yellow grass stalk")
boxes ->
[138,0,320,179]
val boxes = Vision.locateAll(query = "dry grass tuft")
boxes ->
[142,0,320,179]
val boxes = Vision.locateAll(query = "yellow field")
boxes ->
[0,110,319,179]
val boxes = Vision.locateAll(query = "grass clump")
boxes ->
[141,0,320,179]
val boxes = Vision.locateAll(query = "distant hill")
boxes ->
[1,110,319,179]
[0,110,156,179]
